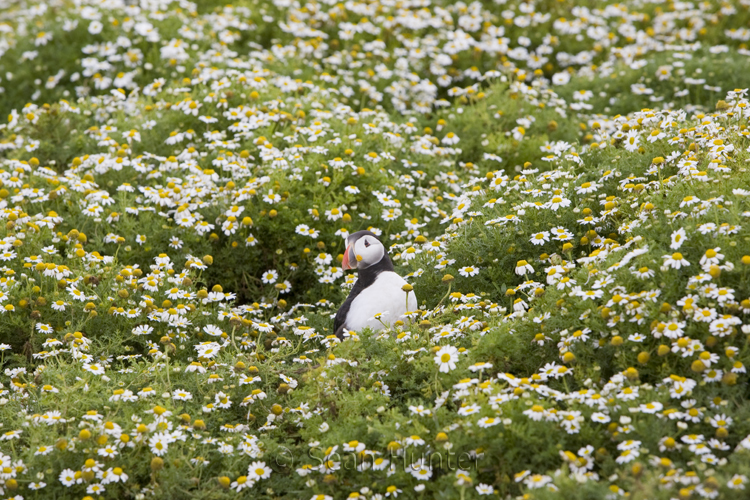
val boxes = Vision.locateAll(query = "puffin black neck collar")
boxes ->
[356,253,395,288]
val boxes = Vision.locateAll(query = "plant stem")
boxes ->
[230,325,238,352]
[435,282,452,310]
[164,352,171,389]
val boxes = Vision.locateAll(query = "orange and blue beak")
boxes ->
[342,244,357,270]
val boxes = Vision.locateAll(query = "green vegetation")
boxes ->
[1,0,750,499]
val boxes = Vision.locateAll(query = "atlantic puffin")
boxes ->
[334,230,418,339]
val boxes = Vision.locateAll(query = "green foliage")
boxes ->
[1,0,750,499]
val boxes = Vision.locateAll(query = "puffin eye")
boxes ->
[364,240,371,248]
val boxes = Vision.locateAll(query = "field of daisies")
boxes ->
[3,0,750,499]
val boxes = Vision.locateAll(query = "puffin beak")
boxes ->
[342,244,357,270]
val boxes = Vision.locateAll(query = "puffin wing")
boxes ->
[334,281,365,339]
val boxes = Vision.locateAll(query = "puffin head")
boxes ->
[342,230,385,270]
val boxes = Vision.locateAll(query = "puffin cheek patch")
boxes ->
[356,255,363,262]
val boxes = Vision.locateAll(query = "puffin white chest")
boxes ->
[345,271,418,333]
